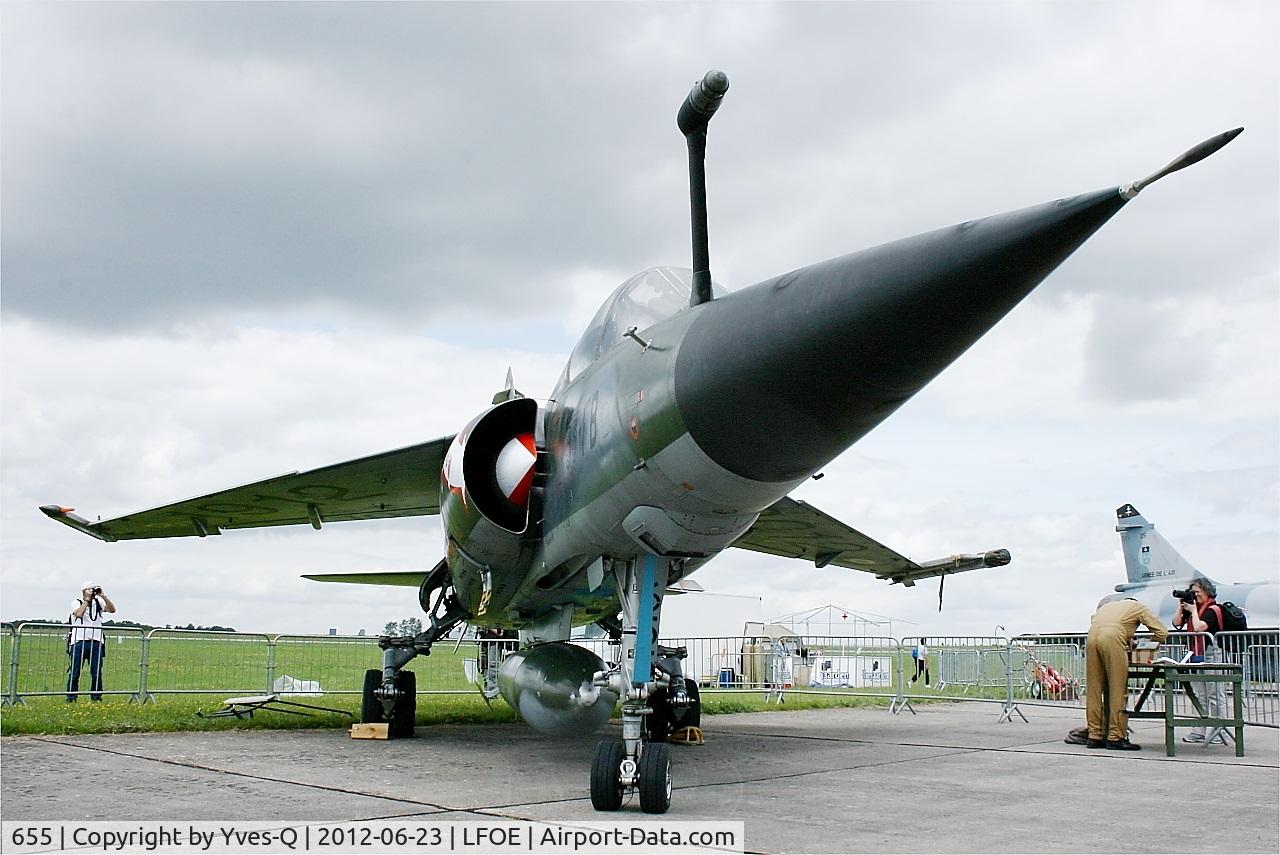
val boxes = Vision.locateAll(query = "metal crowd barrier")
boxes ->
[5,623,146,702]
[2,626,508,704]
[897,636,1012,705]
[1008,634,1088,707]
[142,629,272,699]
[2,622,17,706]
[642,636,903,703]
[782,636,902,697]
[1216,630,1278,727]
[269,633,381,697]
[1006,631,1262,730]
[2,624,1275,731]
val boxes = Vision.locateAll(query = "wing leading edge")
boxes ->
[732,496,1010,586]
[40,436,454,541]
[303,571,705,595]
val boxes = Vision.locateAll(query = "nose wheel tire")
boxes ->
[590,740,626,811]
[638,742,673,814]
[361,669,384,724]
[645,678,701,743]
[389,670,417,738]
[362,668,416,737]
[676,679,701,729]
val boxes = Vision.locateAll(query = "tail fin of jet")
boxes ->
[1115,503,1207,586]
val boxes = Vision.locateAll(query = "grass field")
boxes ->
[0,627,958,736]
[0,690,893,736]
[1,628,481,698]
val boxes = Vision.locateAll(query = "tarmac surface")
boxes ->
[2,701,1277,854]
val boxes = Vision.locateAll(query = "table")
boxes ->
[1127,663,1244,757]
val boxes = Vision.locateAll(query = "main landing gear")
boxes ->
[361,559,466,738]
[588,556,697,814]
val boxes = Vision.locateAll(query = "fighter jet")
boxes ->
[1100,503,1277,628]
[41,71,1240,813]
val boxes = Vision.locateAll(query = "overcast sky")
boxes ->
[3,2,1277,643]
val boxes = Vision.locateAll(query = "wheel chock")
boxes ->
[668,726,704,745]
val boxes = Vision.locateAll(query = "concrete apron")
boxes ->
[2,703,1276,854]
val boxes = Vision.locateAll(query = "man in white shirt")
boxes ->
[67,582,117,702]
[910,638,930,686]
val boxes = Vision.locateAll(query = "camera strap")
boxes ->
[70,598,102,633]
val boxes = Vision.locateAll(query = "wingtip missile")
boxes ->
[916,550,1013,573]
[1120,126,1244,199]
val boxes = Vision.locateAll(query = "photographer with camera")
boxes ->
[1172,577,1226,744]
[66,582,116,702]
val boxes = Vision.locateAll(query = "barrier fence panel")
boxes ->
[2,623,17,705]
[684,637,762,690]
[10,623,145,701]
[790,637,901,698]
[270,634,382,696]
[1215,630,1278,727]
[1011,632,1220,720]
[270,635,497,695]
[413,640,495,692]
[1009,634,1087,709]
[143,629,271,697]
[567,636,905,699]
[935,649,978,692]
[903,637,1011,704]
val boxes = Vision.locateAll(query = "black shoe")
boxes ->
[65,697,76,703]
[1086,738,1106,749]
[1105,739,1141,751]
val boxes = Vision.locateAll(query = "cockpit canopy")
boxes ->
[563,267,726,383]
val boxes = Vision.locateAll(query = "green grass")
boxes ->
[0,693,520,736]
[698,691,889,715]
[1,630,476,697]
[0,688,902,737]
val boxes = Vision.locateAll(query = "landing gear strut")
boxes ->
[361,558,467,738]
[589,555,690,813]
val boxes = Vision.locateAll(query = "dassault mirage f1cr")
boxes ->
[42,71,1241,813]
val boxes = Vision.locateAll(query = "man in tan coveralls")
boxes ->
[1086,598,1168,750]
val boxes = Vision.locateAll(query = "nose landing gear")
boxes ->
[589,554,692,814]
[360,559,467,737]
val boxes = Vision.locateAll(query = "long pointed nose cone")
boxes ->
[674,187,1128,483]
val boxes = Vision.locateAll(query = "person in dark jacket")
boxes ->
[1172,577,1226,744]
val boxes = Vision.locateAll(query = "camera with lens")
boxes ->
[92,587,102,595]
[1172,588,1195,604]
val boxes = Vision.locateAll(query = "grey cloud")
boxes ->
[1082,293,1217,404]
[3,2,1277,636]
[5,3,1273,333]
